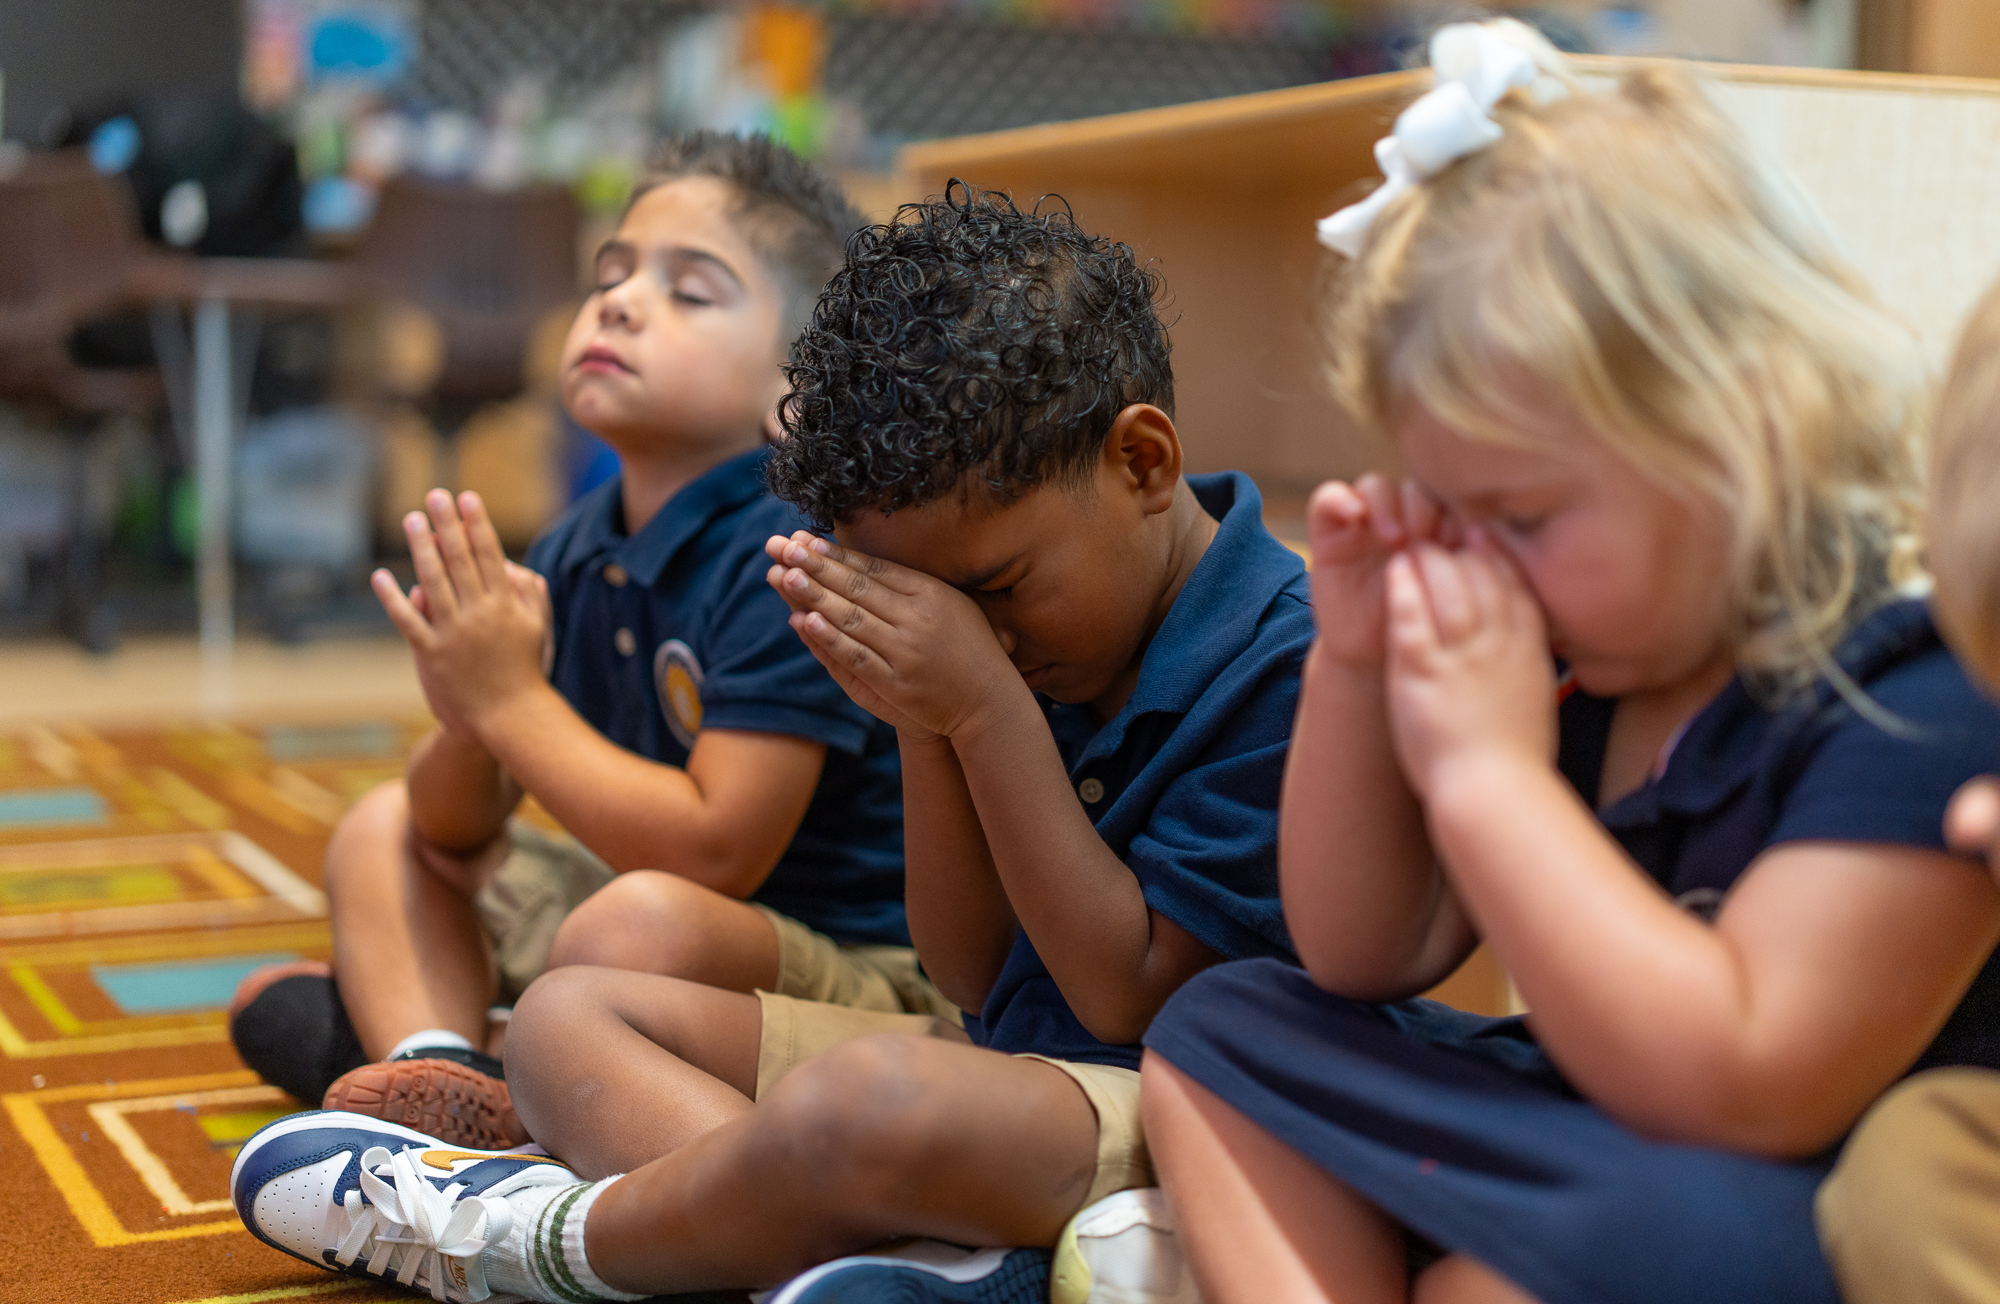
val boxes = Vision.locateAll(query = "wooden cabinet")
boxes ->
[1864,0,2000,77]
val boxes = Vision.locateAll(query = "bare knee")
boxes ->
[751,1035,958,1211]
[505,966,621,1144]
[323,781,413,906]
[547,871,765,982]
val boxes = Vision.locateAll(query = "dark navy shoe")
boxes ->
[230,1109,578,1302]
[763,1244,1053,1303]
[228,965,367,1105]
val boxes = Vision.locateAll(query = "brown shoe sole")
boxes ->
[322,1059,530,1150]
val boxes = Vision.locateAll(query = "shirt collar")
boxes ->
[1115,471,1308,722]
[1604,598,1939,825]
[549,445,773,586]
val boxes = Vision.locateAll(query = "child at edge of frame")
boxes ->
[1136,18,2000,1304]
[1812,275,2000,1304]
[226,131,939,1151]
[227,183,1311,1304]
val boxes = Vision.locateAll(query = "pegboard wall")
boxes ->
[405,0,701,113]
[401,0,1344,143]
[823,14,1337,141]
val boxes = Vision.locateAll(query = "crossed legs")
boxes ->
[504,964,1105,1295]
[324,782,783,1061]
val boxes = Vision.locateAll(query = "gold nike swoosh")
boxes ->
[419,1148,565,1172]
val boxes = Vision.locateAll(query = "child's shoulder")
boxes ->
[1167,471,1315,681]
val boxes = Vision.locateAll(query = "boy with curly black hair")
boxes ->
[232,186,1310,1304]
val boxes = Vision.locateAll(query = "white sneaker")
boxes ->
[230,1109,581,1302]
[1052,1189,1203,1304]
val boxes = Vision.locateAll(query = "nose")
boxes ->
[988,622,1019,658]
[596,277,643,330]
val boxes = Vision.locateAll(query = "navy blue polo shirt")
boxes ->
[962,471,1309,1071]
[525,446,907,945]
[1558,598,2000,1073]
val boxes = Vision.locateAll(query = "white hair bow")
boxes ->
[1317,22,1568,258]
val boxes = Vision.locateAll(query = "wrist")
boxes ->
[1420,745,1557,836]
[945,675,1040,751]
[1307,637,1386,686]
[464,677,558,756]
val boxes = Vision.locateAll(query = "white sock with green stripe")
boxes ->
[486,1176,645,1303]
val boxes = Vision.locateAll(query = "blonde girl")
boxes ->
[1138,22,2000,1304]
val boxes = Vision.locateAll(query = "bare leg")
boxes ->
[504,965,764,1175]
[1141,1051,1405,1304]
[325,781,505,1059]
[547,870,781,993]
[573,1035,1103,1295]
[1414,1257,1542,1304]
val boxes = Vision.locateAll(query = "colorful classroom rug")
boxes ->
[0,719,427,1304]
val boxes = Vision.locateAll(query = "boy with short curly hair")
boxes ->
[232,186,1309,1304]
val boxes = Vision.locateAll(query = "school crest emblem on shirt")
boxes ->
[654,639,705,749]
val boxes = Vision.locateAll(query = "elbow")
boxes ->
[1599,1066,1857,1161]
[1294,940,1453,1005]
[599,835,770,899]
[1076,1005,1155,1048]
[1071,985,1175,1048]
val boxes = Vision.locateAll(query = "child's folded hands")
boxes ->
[764,531,1032,744]
[372,489,554,736]
[1383,530,1558,801]
[1307,473,1455,671]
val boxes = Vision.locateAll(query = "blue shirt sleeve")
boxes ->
[693,536,879,757]
[1768,646,2000,855]
[1126,660,1300,964]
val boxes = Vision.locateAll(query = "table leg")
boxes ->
[194,293,233,666]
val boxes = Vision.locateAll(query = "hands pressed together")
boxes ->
[762,531,1033,745]
[1307,473,1556,801]
[371,489,555,740]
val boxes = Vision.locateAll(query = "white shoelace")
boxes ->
[323,1146,515,1302]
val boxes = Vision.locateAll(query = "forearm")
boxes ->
[897,733,1020,1011]
[472,682,757,892]
[405,727,522,851]
[1426,753,1805,1149]
[1281,644,1472,997]
[954,696,1186,1043]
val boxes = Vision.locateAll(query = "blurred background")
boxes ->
[0,0,1990,712]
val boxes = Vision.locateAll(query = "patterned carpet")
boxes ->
[0,719,424,1304]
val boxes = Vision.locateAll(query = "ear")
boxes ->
[1101,404,1182,516]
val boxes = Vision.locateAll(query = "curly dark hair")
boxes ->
[628,132,865,326]
[767,182,1174,529]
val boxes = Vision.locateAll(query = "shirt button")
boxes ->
[603,563,629,587]
[1078,778,1105,804]
[614,628,637,657]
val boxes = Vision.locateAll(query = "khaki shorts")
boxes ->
[755,991,1153,1213]
[473,821,953,1020]
[1817,1067,2000,1304]
[474,821,618,1004]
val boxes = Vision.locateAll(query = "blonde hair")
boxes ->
[1326,34,1926,693]
[1929,279,2000,682]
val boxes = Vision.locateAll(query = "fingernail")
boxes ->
[809,538,831,554]
[787,570,809,589]
[787,543,809,563]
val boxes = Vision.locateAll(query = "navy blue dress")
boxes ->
[1144,600,2000,1304]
